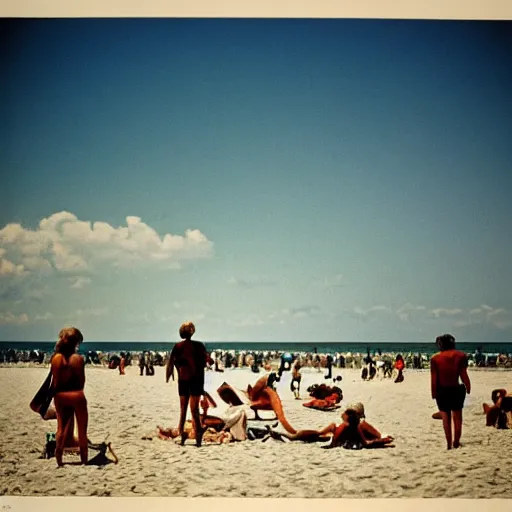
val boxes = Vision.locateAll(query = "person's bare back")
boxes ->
[431,349,470,389]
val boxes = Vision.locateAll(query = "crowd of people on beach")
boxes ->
[5,344,512,369]
[27,323,511,467]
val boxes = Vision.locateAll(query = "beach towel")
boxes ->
[30,369,55,419]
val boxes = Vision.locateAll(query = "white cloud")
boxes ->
[0,256,26,276]
[430,308,464,319]
[0,211,214,278]
[353,305,390,317]
[417,304,512,331]
[69,276,92,289]
[466,305,512,330]
[228,275,275,289]
[0,312,29,325]
[281,306,321,319]
[75,308,108,317]
[34,312,53,321]
[396,302,426,322]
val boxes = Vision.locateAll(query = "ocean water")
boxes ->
[1,340,511,356]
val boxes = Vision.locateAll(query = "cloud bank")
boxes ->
[0,211,214,279]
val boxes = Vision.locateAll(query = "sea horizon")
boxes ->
[2,340,511,356]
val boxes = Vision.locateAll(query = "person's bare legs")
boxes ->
[189,395,203,447]
[178,395,190,445]
[318,422,337,436]
[74,396,89,464]
[452,410,463,448]
[441,411,453,449]
[62,414,77,448]
[55,404,73,467]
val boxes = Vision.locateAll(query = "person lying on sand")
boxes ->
[261,423,337,443]
[302,384,343,411]
[157,391,248,444]
[258,401,387,445]
[306,384,343,401]
[302,396,340,411]
[483,389,512,428]
[157,423,234,444]
[322,408,394,449]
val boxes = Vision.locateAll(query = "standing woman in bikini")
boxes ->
[166,322,207,447]
[51,327,88,466]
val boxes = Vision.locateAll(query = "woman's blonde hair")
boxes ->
[347,402,365,419]
[55,327,83,357]
[179,321,195,340]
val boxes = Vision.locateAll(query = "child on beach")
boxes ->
[290,359,302,399]
[119,353,126,375]
[394,354,405,383]
[430,334,471,449]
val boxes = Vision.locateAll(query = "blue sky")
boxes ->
[1,18,511,342]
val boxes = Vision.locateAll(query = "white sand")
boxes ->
[0,365,510,498]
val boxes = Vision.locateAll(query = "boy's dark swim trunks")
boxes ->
[178,378,205,397]
[436,384,466,412]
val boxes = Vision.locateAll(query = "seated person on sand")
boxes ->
[302,384,343,411]
[217,374,298,435]
[322,408,394,449]
[218,374,279,421]
[158,392,248,443]
[483,388,512,429]
[263,401,387,444]
[31,401,82,454]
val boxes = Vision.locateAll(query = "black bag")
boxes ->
[30,369,55,419]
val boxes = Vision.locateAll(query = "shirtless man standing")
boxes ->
[430,334,471,449]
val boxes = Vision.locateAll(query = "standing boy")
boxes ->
[430,334,471,449]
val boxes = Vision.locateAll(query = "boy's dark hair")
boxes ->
[436,334,456,351]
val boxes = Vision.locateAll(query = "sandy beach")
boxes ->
[0,365,510,498]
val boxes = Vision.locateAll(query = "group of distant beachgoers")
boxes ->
[27,324,511,466]
[4,344,512,370]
